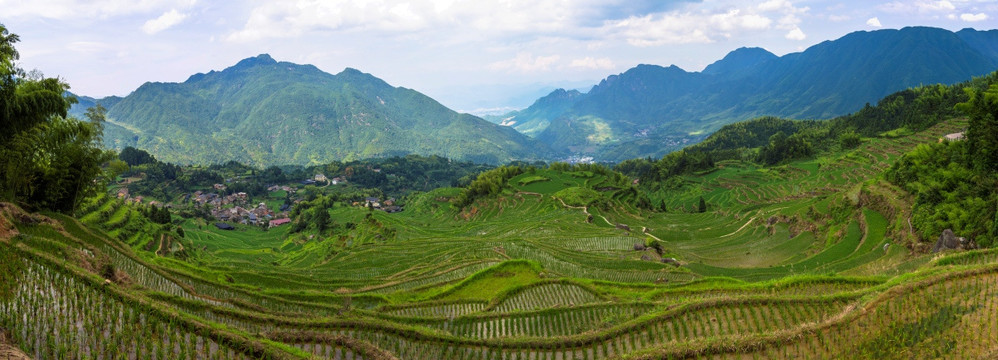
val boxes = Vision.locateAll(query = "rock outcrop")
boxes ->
[932,229,977,252]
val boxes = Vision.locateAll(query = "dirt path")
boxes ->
[642,227,663,242]
[553,196,612,226]
[720,216,759,238]
[0,329,31,360]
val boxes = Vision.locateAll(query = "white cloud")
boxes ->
[866,17,882,27]
[881,0,955,14]
[225,0,617,43]
[828,14,851,22]
[0,0,197,20]
[142,9,188,34]
[488,53,561,73]
[961,12,989,22]
[785,27,806,40]
[569,57,615,70]
[919,0,955,12]
[605,1,808,47]
[608,10,773,46]
[609,14,713,46]
[757,0,792,12]
[67,41,112,54]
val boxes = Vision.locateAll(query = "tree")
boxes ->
[757,131,813,165]
[838,130,861,149]
[107,159,129,178]
[118,146,156,166]
[956,84,998,172]
[0,24,114,212]
[314,207,331,233]
[698,196,707,213]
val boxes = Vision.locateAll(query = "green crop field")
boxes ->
[2,117,997,359]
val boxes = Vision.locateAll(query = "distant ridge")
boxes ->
[504,26,998,161]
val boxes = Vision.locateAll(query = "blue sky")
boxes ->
[2,0,997,113]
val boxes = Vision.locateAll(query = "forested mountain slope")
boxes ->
[79,54,556,166]
[508,27,998,160]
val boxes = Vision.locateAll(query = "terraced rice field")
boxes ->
[2,118,995,359]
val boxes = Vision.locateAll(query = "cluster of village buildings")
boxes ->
[357,197,403,213]
[115,172,404,231]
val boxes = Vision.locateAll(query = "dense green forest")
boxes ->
[885,84,998,247]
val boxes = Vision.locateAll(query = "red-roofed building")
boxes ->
[269,218,291,228]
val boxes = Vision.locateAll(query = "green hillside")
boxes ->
[86,54,556,166]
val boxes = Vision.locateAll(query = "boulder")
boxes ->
[633,243,647,251]
[932,229,978,252]
[616,223,631,231]
[661,258,681,267]
[640,254,653,261]
[932,229,959,252]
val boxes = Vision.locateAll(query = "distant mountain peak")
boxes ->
[233,54,277,68]
[545,88,582,98]
[702,47,776,75]
[339,67,364,74]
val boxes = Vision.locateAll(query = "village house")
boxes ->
[383,205,403,213]
[269,218,291,228]
[116,187,129,199]
[213,183,227,190]
[314,173,327,182]
[214,222,234,230]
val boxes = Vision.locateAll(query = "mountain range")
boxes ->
[498,26,998,160]
[76,55,554,166]
[74,26,998,165]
